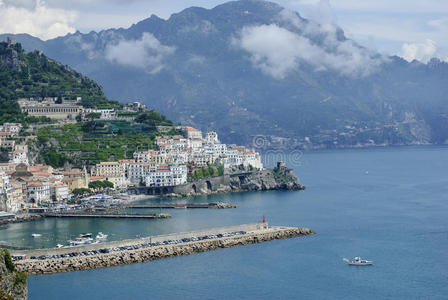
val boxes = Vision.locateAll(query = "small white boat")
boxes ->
[68,237,93,246]
[343,257,373,266]
[56,244,64,248]
[31,233,42,237]
[95,232,108,242]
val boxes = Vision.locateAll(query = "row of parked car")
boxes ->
[12,231,247,261]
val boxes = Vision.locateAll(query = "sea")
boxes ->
[1,146,447,299]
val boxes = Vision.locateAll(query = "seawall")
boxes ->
[13,225,314,275]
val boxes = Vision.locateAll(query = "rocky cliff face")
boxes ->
[231,162,305,192]
[171,162,304,197]
[0,250,27,300]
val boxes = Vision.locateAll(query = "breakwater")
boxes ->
[13,224,314,275]
[124,202,236,209]
[41,212,171,219]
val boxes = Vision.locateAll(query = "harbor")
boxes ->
[12,224,315,274]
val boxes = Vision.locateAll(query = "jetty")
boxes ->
[124,202,236,209]
[0,243,30,251]
[13,224,315,274]
[40,213,171,219]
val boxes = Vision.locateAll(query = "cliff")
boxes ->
[172,162,305,197]
[0,250,27,300]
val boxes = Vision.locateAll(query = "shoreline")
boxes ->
[13,224,315,275]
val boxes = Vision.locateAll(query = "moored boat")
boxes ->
[95,232,108,242]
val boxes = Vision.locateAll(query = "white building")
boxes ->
[145,165,187,187]
[51,183,70,202]
[205,131,219,144]
[185,126,202,140]
[0,123,22,137]
[85,108,116,119]
[10,150,28,164]
[27,182,50,204]
[128,162,156,184]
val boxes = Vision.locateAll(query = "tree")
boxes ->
[103,180,114,189]
[217,165,224,176]
[85,112,101,120]
[72,188,92,195]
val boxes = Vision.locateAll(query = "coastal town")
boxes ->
[0,97,263,214]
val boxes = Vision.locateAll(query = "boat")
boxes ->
[67,233,94,246]
[95,232,108,242]
[68,237,93,246]
[31,233,42,237]
[55,244,64,248]
[343,257,373,266]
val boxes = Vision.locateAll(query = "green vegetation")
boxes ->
[135,110,174,126]
[72,188,92,196]
[0,41,119,125]
[190,164,224,180]
[13,272,26,286]
[2,250,14,273]
[88,180,114,190]
[36,121,159,166]
[42,149,72,168]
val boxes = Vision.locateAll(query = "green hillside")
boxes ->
[0,40,119,124]
[0,40,177,167]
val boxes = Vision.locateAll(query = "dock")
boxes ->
[124,202,236,209]
[40,213,171,219]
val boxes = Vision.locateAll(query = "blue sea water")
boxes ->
[4,146,448,299]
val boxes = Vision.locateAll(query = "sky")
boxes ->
[0,0,447,63]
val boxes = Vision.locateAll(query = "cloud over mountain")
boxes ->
[105,33,175,73]
[0,0,77,40]
[232,21,384,79]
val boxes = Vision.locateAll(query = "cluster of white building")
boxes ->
[90,126,263,189]
[0,123,29,165]
[0,164,74,212]
[0,125,263,212]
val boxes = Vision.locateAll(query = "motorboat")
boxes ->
[68,237,93,246]
[343,257,373,266]
[31,233,42,237]
[55,244,64,248]
[68,233,94,246]
[95,232,108,242]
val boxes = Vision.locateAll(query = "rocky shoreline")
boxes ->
[132,162,305,198]
[0,214,42,227]
[14,226,314,275]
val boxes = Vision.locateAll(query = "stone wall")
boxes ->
[14,226,314,275]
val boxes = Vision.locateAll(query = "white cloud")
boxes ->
[401,39,442,63]
[0,0,77,40]
[105,33,175,74]
[233,22,384,79]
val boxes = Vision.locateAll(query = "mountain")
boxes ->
[2,0,448,148]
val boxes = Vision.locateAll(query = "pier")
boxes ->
[124,202,236,209]
[13,224,315,274]
[40,213,171,219]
